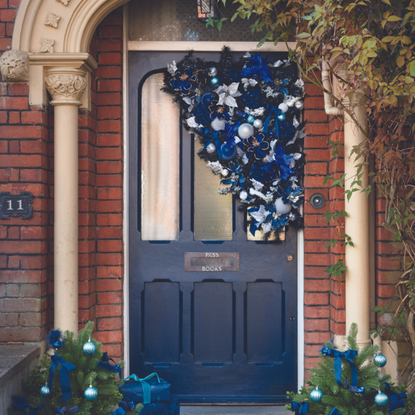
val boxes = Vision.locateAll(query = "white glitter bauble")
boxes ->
[278,103,289,113]
[239,191,248,200]
[238,123,254,139]
[274,197,292,214]
[221,169,229,177]
[295,100,304,110]
[206,143,216,154]
[253,119,263,129]
[211,118,226,131]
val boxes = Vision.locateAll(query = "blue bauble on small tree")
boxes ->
[310,386,323,402]
[373,354,387,368]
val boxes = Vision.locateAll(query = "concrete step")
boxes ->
[181,406,291,415]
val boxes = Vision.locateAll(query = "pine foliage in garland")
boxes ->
[162,47,305,240]
[287,323,409,415]
[9,322,131,415]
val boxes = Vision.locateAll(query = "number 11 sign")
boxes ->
[0,192,34,219]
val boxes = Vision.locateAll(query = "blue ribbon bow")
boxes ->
[49,354,76,404]
[47,330,64,349]
[321,346,361,392]
[56,406,80,414]
[12,396,45,415]
[111,401,136,415]
[385,382,406,412]
[97,352,122,379]
[329,409,341,415]
[290,401,308,414]
[199,128,223,159]
[263,104,280,139]
[225,120,241,147]
[124,373,161,405]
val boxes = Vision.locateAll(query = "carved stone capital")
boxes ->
[0,50,29,83]
[45,68,87,104]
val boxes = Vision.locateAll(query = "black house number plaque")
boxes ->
[0,192,34,219]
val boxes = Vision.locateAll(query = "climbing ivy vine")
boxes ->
[212,0,415,391]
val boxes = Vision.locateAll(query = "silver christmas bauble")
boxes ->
[84,386,98,401]
[211,117,226,131]
[253,119,263,129]
[239,191,248,200]
[310,388,323,403]
[238,123,254,139]
[295,100,304,110]
[83,341,96,355]
[374,392,388,407]
[206,143,216,154]
[373,354,387,368]
[278,103,289,113]
[208,67,218,77]
[247,115,255,124]
[275,197,292,214]
[40,385,51,397]
[277,112,286,122]
[221,169,229,177]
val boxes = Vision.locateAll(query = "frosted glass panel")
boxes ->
[141,73,180,240]
[194,141,232,241]
[128,0,264,42]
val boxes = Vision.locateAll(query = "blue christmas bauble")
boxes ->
[84,386,98,401]
[375,392,388,406]
[40,385,51,397]
[373,354,387,368]
[83,340,96,355]
[220,143,237,161]
[277,112,286,121]
[201,92,218,106]
[210,77,220,86]
[247,115,255,124]
[310,388,323,402]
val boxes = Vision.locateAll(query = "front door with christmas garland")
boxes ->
[129,51,299,403]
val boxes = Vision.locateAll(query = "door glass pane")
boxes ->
[194,140,232,241]
[141,73,180,240]
[128,0,264,42]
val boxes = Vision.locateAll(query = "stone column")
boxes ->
[45,68,87,334]
[343,88,370,347]
[322,61,370,347]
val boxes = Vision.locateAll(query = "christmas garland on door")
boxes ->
[162,47,305,240]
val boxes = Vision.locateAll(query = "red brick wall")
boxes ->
[0,0,405,384]
[302,79,332,376]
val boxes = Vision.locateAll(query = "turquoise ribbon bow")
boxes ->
[124,373,161,404]
[49,354,76,403]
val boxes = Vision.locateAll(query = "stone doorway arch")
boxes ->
[4,0,129,334]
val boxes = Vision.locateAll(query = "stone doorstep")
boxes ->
[180,406,291,415]
[0,344,41,388]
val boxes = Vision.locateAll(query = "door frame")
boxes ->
[121,3,304,391]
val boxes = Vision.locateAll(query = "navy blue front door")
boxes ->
[129,51,297,403]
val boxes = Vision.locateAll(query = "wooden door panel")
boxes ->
[129,51,298,403]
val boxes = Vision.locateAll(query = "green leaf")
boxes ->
[297,32,311,39]
[410,61,415,76]
[386,15,402,21]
